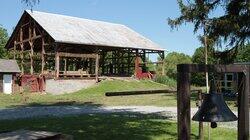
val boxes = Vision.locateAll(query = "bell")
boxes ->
[192,79,237,128]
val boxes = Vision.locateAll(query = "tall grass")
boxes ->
[154,75,177,87]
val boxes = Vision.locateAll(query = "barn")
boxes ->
[0,59,20,94]
[5,10,165,93]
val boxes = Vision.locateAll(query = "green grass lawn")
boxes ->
[0,113,237,140]
[0,80,177,108]
[0,79,236,109]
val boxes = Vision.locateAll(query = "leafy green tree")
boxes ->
[191,47,216,86]
[192,47,216,64]
[235,44,250,62]
[162,52,192,79]
[21,0,39,8]
[168,0,249,60]
[0,26,8,58]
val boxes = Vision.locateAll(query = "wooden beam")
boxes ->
[41,36,45,74]
[177,70,191,140]
[55,45,60,79]
[30,42,34,74]
[105,89,201,97]
[178,64,248,73]
[15,35,42,45]
[64,58,67,73]
[29,26,34,74]
[161,51,165,75]
[95,54,99,82]
[13,41,17,60]
[20,28,24,74]
[197,90,204,140]
[58,52,97,59]
[238,69,250,140]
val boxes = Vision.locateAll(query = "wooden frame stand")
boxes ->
[177,64,249,140]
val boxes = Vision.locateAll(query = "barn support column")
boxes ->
[55,45,60,79]
[13,41,17,60]
[161,51,165,75]
[30,42,34,75]
[128,49,131,75]
[135,49,139,76]
[20,28,24,74]
[95,53,99,82]
[64,58,67,74]
[41,36,45,74]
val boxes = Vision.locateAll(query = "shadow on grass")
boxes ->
[0,113,199,140]
[6,101,103,109]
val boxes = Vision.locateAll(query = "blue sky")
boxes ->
[0,0,204,56]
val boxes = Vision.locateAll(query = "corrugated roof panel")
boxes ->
[26,10,164,51]
[0,59,20,73]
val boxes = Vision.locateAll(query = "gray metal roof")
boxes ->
[0,59,21,73]
[26,10,164,51]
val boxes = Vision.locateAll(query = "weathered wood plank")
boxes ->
[55,47,60,79]
[41,36,45,74]
[58,52,97,59]
[20,28,24,74]
[15,35,42,45]
[178,64,247,73]
[237,69,250,140]
[95,54,99,82]
[177,71,191,140]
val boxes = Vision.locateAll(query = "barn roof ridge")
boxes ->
[24,10,164,51]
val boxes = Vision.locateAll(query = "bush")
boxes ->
[154,75,176,87]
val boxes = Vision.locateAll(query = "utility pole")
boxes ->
[204,21,210,140]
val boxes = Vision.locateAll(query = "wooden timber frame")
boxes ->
[177,64,249,140]
[5,11,165,82]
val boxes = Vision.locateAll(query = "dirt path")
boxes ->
[0,106,238,129]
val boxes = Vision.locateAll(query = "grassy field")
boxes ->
[0,113,237,140]
[0,79,236,109]
[0,80,177,108]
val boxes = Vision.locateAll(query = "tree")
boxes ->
[192,47,216,86]
[21,0,39,10]
[192,46,216,64]
[0,26,8,58]
[168,0,249,58]
[162,52,192,79]
[235,44,250,62]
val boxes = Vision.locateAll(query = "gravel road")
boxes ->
[0,106,238,129]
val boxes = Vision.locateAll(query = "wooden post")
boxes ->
[162,51,165,75]
[198,90,204,140]
[55,45,60,79]
[95,54,99,82]
[13,41,17,60]
[101,51,106,75]
[135,49,139,76]
[64,58,67,73]
[29,26,34,75]
[30,42,34,74]
[20,28,24,74]
[128,49,131,75]
[41,36,45,74]
[177,64,191,140]
[238,68,249,140]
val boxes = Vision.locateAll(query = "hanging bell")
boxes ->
[192,79,237,128]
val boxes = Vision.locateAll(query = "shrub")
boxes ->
[154,75,176,87]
